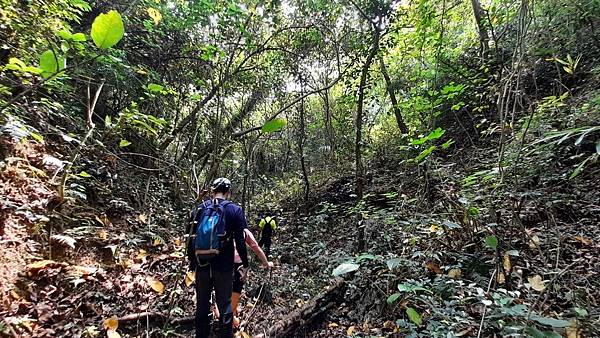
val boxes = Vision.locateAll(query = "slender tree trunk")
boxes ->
[355,30,380,200]
[378,55,409,134]
[298,93,310,204]
[471,0,490,58]
[322,86,335,157]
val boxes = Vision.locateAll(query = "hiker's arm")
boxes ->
[234,208,250,268]
[244,229,270,267]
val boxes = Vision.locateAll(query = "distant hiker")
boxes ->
[232,228,274,327]
[258,215,277,259]
[186,178,249,338]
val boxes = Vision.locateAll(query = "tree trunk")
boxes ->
[322,85,336,157]
[298,93,310,204]
[471,0,489,58]
[355,30,380,200]
[378,55,409,134]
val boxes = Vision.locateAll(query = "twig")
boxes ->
[477,267,497,338]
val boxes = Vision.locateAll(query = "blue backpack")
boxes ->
[193,199,231,262]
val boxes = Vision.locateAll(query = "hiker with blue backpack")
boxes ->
[186,178,249,338]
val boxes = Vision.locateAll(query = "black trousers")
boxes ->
[258,237,272,259]
[195,265,233,338]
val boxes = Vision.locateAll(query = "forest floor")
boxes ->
[1,97,600,338]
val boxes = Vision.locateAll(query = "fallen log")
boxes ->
[266,278,345,338]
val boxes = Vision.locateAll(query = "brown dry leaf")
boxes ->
[137,214,148,224]
[239,331,251,338]
[98,229,109,240]
[347,326,355,336]
[503,253,512,272]
[174,238,182,247]
[146,276,165,294]
[107,329,121,338]
[527,275,545,291]
[429,224,440,232]
[103,316,119,331]
[96,214,111,226]
[328,322,339,328]
[496,271,506,284]
[152,238,162,246]
[448,268,462,279]
[134,250,147,263]
[566,323,581,338]
[425,262,442,274]
[185,271,195,287]
[10,290,21,300]
[28,260,67,272]
[529,235,541,249]
[574,236,592,246]
[383,320,396,330]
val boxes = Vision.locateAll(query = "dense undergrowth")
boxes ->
[2,0,600,337]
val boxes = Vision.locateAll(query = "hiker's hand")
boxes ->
[263,261,274,269]
[238,266,249,282]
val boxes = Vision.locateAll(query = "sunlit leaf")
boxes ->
[39,50,66,78]
[527,275,546,291]
[448,268,461,279]
[107,329,121,338]
[119,139,131,147]
[147,83,164,92]
[147,8,162,25]
[332,262,359,276]
[51,234,77,249]
[146,276,165,294]
[103,316,119,331]
[78,171,92,178]
[261,118,287,133]
[185,271,195,287]
[91,10,124,49]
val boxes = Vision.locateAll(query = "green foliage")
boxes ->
[91,10,125,49]
[261,118,287,133]
[406,307,422,326]
[484,235,498,250]
[39,50,66,78]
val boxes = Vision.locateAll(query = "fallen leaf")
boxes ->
[137,214,148,224]
[574,236,592,246]
[567,323,581,338]
[383,320,396,330]
[529,235,541,249]
[185,271,195,287]
[328,322,339,328]
[527,275,546,291]
[503,253,512,272]
[146,276,164,294]
[448,268,462,279]
[103,316,118,331]
[429,224,440,232]
[152,238,162,246]
[28,260,66,271]
[425,261,442,274]
[98,229,109,240]
[239,331,251,338]
[496,271,506,284]
[107,329,121,338]
[347,326,355,336]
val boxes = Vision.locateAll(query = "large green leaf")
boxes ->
[406,307,422,326]
[386,293,401,305]
[485,235,498,250]
[530,315,572,328]
[525,326,562,338]
[332,262,359,276]
[39,50,66,78]
[261,118,287,133]
[91,10,124,49]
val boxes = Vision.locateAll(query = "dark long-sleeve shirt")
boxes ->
[186,198,249,271]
